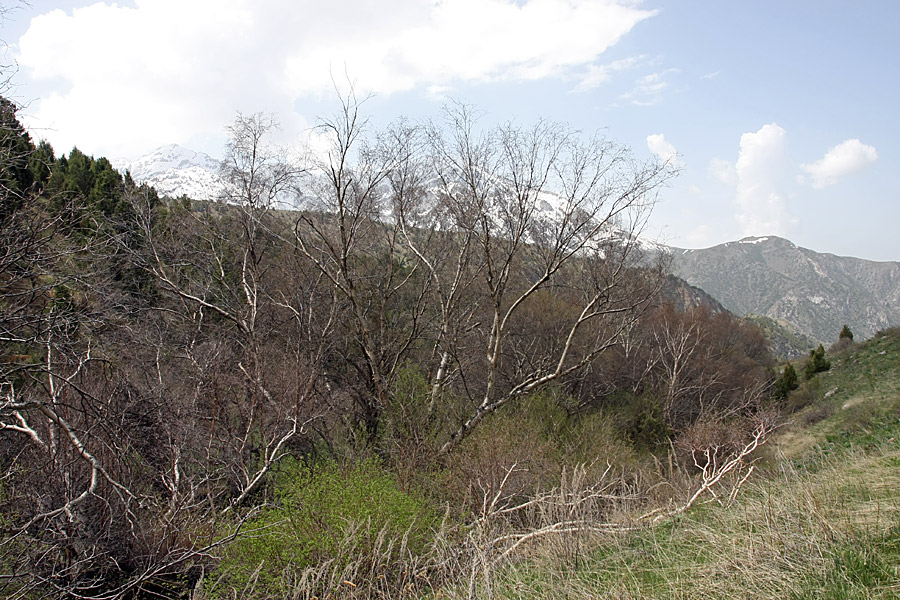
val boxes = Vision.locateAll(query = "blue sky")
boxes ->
[2,0,897,260]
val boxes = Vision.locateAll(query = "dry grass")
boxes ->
[468,447,900,599]
[196,439,899,600]
[449,329,900,599]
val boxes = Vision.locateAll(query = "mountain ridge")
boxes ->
[671,235,900,345]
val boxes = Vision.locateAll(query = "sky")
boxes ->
[1,0,898,261]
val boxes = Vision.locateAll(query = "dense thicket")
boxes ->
[0,96,777,598]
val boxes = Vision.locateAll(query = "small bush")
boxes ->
[786,378,824,413]
[597,391,672,451]
[838,324,853,342]
[379,363,441,489]
[562,410,642,465]
[446,391,641,513]
[446,392,569,508]
[829,337,856,354]
[675,417,749,459]
[800,402,835,426]
[873,326,900,340]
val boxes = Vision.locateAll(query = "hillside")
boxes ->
[6,96,897,599]
[671,236,900,346]
[742,313,818,359]
[466,328,900,599]
[116,146,900,355]
[658,273,727,314]
[9,101,774,599]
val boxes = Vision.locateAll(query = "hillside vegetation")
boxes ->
[742,313,818,360]
[3,93,896,599]
[462,328,900,599]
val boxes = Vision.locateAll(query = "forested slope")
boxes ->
[2,96,797,599]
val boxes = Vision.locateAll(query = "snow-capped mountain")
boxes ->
[117,145,661,262]
[114,144,226,201]
[115,147,664,256]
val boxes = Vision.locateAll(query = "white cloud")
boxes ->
[15,0,655,158]
[708,157,736,185]
[425,84,453,100]
[572,55,642,92]
[621,68,679,106]
[734,123,792,237]
[682,224,715,248]
[646,133,679,166]
[799,138,878,189]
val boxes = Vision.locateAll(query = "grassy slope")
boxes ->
[485,329,900,599]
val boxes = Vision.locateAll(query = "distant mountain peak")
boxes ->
[116,144,225,201]
[671,236,900,345]
[736,235,789,245]
[738,236,771,244]
[722,235,796,248]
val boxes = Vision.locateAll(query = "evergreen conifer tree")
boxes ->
[804,344,831,380]
[774,362,799,400]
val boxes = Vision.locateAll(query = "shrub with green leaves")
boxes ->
[839,324,853,341]
[804,344,831,380]
[773,362,800,401]
[208,459,439,598]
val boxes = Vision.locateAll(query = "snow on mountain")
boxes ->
[115,144,226,201]
[107,145,900,352]
[394,174,664,258]
[116,145,663,257]
[125,144,221,179]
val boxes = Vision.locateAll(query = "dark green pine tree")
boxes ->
[773,362,800,400]
[839,324,854,341]
[28,140,55,189]
[0,96,37,212]
[804,344,831,380]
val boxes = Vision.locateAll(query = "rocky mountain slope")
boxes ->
[658,274,726,314]
[671,236,900,346]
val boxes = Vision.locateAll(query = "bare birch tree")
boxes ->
[418,104,672,453]
[293,95,433,445]
[291,96,674,455]
[127,112,329,513]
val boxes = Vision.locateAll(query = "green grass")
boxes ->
[482,449,900,599]
[791,523,900,599]
[206,459,439,599]
[776,328,900,461]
